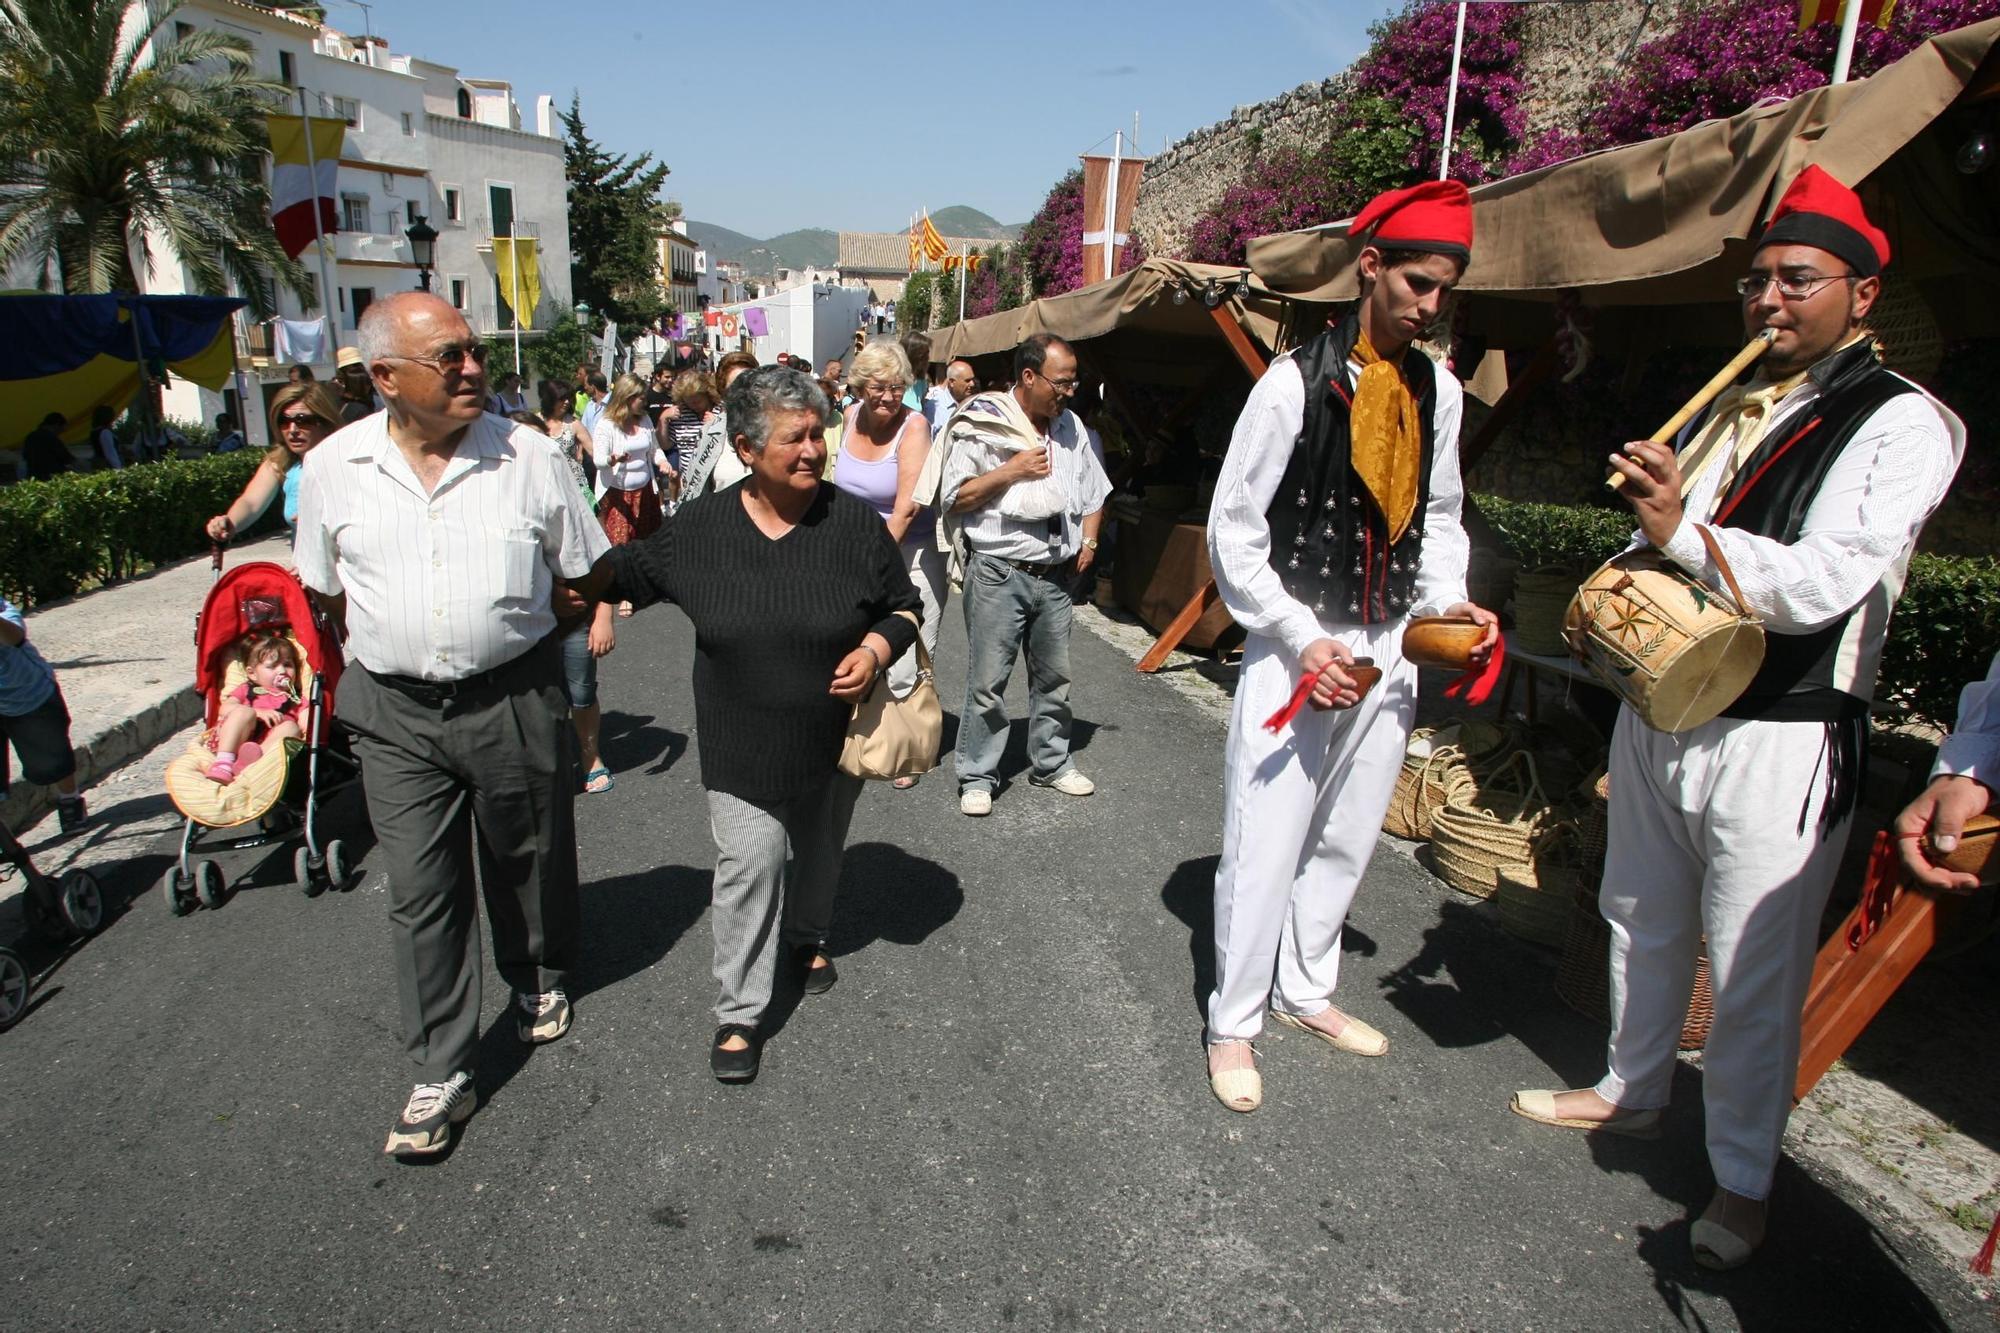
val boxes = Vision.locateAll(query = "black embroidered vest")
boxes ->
[1687,339,1917,722]
[1263,314,1439,624]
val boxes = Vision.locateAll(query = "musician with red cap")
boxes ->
[1202,179,1500,1114]
[1509,166,1965,1269]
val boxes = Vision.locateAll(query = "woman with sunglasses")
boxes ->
[591,371,670,617]
[204,382,343,544]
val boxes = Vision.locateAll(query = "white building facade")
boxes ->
[136,1,571,444]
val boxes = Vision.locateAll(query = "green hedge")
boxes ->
[0,453,267,607]
[1472,493,2000,729]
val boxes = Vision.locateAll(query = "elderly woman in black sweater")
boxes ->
[577,366,919,1082]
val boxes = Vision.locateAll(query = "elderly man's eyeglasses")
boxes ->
[384,341,489,375]
[1734,272,1851,301]
[1034,372,1079,393]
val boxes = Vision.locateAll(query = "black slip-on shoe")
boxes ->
[710,1024,760,1082]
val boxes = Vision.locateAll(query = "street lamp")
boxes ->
[404,214,438,292]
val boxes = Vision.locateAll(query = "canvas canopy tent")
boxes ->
[1248,18,2000,353]
[0,293,248,448]
[927,258,1306,390]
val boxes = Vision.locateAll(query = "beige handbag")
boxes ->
[838,614,941,780]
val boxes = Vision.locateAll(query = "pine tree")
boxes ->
[560,95,670,339]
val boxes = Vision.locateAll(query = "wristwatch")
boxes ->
[1081,537,1099,551]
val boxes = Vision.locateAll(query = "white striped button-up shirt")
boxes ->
[294,413,611,681]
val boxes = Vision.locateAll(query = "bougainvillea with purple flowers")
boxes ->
[1506,0,2000,173]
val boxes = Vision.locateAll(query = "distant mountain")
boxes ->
[922,206,1020,241]
[684,221,836,276]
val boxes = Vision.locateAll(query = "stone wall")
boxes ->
[1130,1,1672,261]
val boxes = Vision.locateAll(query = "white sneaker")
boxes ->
[1031,769,1096,797]
[959,788,993,816]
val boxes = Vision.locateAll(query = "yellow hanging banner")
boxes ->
[493,237,540,330]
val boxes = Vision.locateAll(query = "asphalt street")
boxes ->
[1,590,1989,1331]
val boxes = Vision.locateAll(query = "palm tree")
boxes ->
[0,0,309,316]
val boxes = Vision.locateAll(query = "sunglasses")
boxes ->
[277,412,323,428]
[385,342,489,375]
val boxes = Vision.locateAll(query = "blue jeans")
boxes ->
[954,552,1076,794]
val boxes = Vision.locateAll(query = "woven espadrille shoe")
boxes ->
[1508,1089,1662,1139]
[1207,1040,1261,1113]
[1269,1007,1389,1057]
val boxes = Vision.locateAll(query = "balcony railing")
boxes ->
[473,216,541,250]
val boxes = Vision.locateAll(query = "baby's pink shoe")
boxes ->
[236,742,264,768]
[206,758,237,784]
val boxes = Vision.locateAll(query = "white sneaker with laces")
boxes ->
[384,1072,476,1158]
[1032,769,1096,797]
[517,988,571,1044]
[959,788,993,817]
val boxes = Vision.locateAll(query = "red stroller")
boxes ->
[161,561,359,913]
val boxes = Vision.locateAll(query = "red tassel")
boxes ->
[1263,670,1324,733]
[1845,831,1902,951]
[1441,632,1506,707]
[1971,1209,1999,1275]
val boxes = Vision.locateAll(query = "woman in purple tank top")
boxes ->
[832,341,943,787]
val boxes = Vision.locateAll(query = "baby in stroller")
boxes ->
[206,631,307,784]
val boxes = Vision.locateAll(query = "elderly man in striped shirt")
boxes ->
[295,292,609,1160]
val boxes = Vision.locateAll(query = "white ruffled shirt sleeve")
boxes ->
[1934,651,2000,788]
[1660,389,1964,632]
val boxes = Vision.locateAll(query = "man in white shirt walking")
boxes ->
[295,292,609,1160]
[939,333,1110,816]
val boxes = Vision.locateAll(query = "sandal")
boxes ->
[583,765,615,794]
[892,774,920,790]
[1207,1039,1261,1113]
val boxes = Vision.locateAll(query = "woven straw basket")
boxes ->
[1496,827,1581,948]
[1512,567,1580,656]
[1385,721,1506,842]
[1429,751,1558,900]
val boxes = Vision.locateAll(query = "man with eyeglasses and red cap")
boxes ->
[1509,167,1965,1270]
[1202,179,1499,1115]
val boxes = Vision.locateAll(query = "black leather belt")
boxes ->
[992,553,1075,579]
[366,655,521,708]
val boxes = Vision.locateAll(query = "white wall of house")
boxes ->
[125,1,569,445]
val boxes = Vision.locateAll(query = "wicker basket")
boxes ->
[1513,566,1581,656]
[1554,884,1716,1050]
[1497,828,1580,948]
[1429,751,1556,899]
[1385,722,1510,842]
[1576,768,1611,891]
[1469,547,1519,615]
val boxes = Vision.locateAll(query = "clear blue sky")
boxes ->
[350,0,1405,238]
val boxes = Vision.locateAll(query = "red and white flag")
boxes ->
[266,114,347,259]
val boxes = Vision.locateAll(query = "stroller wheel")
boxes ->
[194,860,226,910]
[0,947,28,1030]
[325,839,352,892]
[161,867,195,918]
[58,869,105,937]
[296,846,324,898]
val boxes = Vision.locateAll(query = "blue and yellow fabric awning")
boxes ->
[0,293,247,444]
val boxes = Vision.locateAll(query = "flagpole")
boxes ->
[296,88,338,341]
[510,217,522,377]
[958,244,968,323]
[1830,0,1864,83]
[1439,1,1468,179]
[1101,131,1121,283]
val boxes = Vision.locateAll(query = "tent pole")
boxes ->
[1440,2,1468,179]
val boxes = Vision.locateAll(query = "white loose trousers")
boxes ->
[1207,622,1418,1043]
[1594,708,1852,1200]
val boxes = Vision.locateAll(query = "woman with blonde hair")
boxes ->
[662,369,718,509]
[204,382,342,543]
[592,372,669,615]
[832,340,942,788]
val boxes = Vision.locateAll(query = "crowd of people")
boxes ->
[6,166,1993,1281]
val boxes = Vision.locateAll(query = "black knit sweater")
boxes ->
[606,483,920,801]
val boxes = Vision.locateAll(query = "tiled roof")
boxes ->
[836,231,995,274]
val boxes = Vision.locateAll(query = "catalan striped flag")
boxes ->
[266,114,347,259]
[1798,0,1896,30]
[909,216,922,270]
[921,212,949,263]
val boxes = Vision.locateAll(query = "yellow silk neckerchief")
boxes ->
[1349,331,1423,544]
